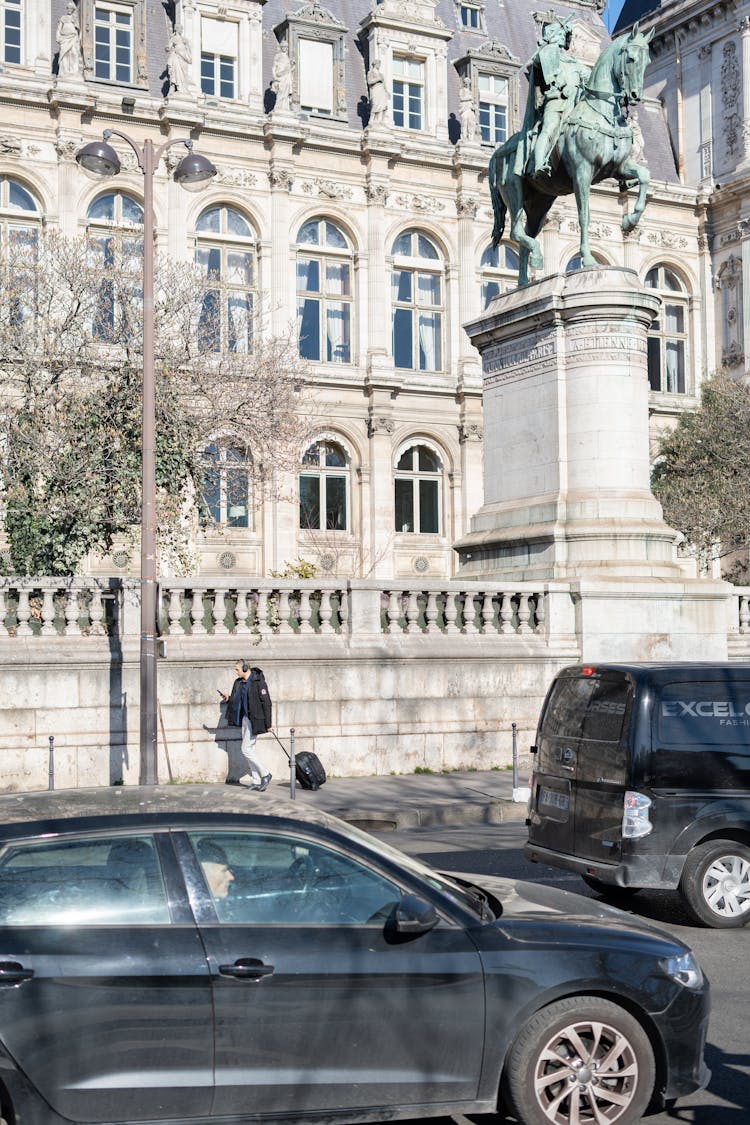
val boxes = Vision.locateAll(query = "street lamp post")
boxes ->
[77,130,216,785]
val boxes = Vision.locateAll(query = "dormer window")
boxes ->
[460,4,482,31]
[273,5,348,120]
[299,37,334,113]
[393,56,424,131]
[1,0,21,64]
[200,17,238,99]
[94,3,133,83]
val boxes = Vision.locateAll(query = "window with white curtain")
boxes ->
[644,265,689,395]
[299,440,349,531]
[296,219,352,364]
[1,178,41,327]
[394,444,442,535]
[201,16,237,98]
[391,230,443,372]
[0,177,40,246]
[480,242,519,307]
[1,0,20,64]
[86,191,143,339]
[298,38,334,113]
[202,441,253,529]
[195,204,256,354]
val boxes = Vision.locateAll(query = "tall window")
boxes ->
[480,242,519,307]
[297,219,352,364]
[1,0,20,65]
[1,178,40,327]
[393,56,424,131]
[395,444,442,535]
[644,265,689,395]
[478,74,508,145]
[202,441,252,529]
[94,3,133,83]
[299,440,349,532]
[86,192,143,338]
[195,205,255,354]
[200,17,237,99]
[392,230,443,372]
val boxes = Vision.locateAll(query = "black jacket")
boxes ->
[228,669,272,733]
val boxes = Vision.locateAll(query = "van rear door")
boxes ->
[529,669,633,863]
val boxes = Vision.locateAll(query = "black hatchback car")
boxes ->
[0,787,709,1125]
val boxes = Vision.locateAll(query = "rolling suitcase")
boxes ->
[272,732,327,791]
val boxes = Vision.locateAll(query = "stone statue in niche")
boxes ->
[56,1,82,78]
[166,26,193,94]
[271,42,293,112]
[367,59,389,127]
[458,77,477,142]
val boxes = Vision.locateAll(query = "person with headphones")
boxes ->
[220,660,273,790]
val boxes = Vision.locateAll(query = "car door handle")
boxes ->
[0,961,34,984]
[218,959,275,980]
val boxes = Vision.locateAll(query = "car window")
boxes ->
[542,674,630,743]
[188,831,401,925]
[0,835,170,925]
[657,680,750,746]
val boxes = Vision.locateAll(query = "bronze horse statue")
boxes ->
[489,24,655,286]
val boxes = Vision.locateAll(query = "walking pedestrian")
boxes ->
[220,661,273,790]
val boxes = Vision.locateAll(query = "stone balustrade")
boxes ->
[738,588,750,633]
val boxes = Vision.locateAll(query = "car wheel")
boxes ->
[581,874,640,902]
[503,996,655,1125]
[679,840,750,928]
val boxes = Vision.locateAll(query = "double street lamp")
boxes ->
[77,130,216,785]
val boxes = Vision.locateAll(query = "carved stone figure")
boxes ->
[458,77,477,142]
[56,1,82,79]
[489,21,655,286]
[367,59,389,127]
[166,27,193,94]
[271,42,293,112]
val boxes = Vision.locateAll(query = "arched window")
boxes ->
[394,443,442,535]
[195,205,256,354]
[296,219,353,364]
[480,242,519,307]
[299,440,349,531]
[0,177,40,245]
[202,441,252,529]
[644,265,689,394]
[87,192,144,338]
[391,230,443,372]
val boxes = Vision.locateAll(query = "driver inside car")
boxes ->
[197,840,235,901]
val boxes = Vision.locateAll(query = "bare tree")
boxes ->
[0,230,308,575]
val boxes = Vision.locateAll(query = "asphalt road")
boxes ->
[369,821,749,1125]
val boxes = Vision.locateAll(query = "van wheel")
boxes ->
[581,874,640,902]
[679,841,750,928]
[503,996,655,1125]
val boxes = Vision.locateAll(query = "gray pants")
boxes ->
[240,716,269,785]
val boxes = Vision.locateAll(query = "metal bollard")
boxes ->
[511,722,518,790]
[48,736,55,791]
[289,727,296,801]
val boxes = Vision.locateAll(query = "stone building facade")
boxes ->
[0,0,705,581]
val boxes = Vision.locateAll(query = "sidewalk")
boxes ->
[263,769,530,830]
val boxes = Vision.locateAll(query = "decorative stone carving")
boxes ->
[394,193,445,212]
[458,77,477,142]
[271,42,293,112]
[55,132,81,161]
[56,1,82,78]
[367,415,395,436]
[645,229,688,249]
[318,179,353,199]
[459,422,483,443]
[215,167,259,188]
[0,136,22,155]
[366,181,389,205]
[721,40,741,157]
[456,194,479,218]
[268,167,293,190]
[166,26,193,95]
[367,59,389,128]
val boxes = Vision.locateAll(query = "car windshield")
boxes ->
[338,819,491,921]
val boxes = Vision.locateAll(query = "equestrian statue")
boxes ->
[489,18,655,287]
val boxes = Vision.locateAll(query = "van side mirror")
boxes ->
[395,894,439,935]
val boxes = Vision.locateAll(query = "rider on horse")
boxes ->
[521,19,588,178]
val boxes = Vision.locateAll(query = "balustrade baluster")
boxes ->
[406,590,421,633]
[168,589,184,635]
[339,589,349,632]
[63,588,81,636]
[518,593,532,633]
[256,589,272,635]
[480,591,495,634]
[319,590,335,633]
[40,587,57,636]
[89,586,106,636]
[234,590,250,634]
[0,588,7,636]
[190,589,207,635]
[425,591,439,633]
[212,590,229,635]
[499,592,514,634]
[277,590,294,633]
[386,591,401,633]
[533,591,546,635]
[444,591,459,633]
[16,588,33,637]
[298,590,314,633]
[461,591,478,634]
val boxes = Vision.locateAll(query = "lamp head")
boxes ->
[76,139,121,177]
[174,150,217,186]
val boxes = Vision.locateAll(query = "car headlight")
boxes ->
[660,951,704,990]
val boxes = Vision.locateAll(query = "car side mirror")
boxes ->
[395,893,439,935]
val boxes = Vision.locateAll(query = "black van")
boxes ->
[525,663,750,928]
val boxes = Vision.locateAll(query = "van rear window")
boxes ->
[657,681,750,746]
[542,674,630,743]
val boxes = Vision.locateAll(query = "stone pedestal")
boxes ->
[456,267,733,662]
[456,268,683,580]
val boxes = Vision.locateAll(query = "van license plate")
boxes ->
[539,787,570,811]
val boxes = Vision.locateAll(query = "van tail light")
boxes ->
[622,791,653,839]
